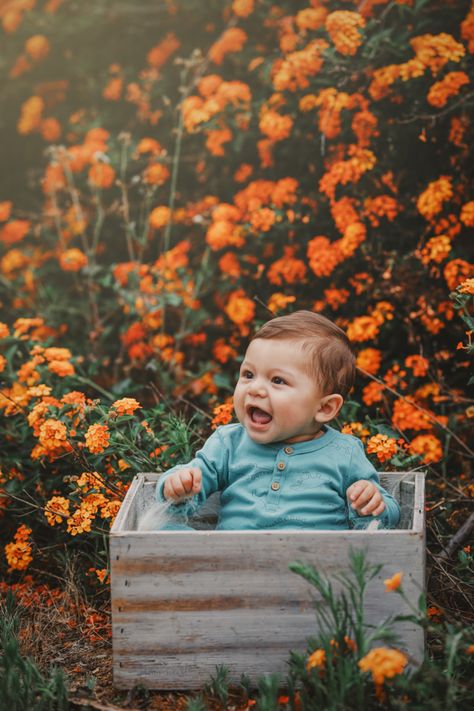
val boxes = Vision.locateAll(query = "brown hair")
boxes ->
[251,310,355,399]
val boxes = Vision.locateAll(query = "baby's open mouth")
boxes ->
[248,406,272,425]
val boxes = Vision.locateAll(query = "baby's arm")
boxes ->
[346,437,400,527]
[156,428,228,510]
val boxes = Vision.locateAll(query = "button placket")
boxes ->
[266,449,290,507]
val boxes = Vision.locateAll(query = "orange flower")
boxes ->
[268,246,306,285]
[358,647,408,696]
[38,418,69,452]
[259,109,293,141]
[427,71,469,107]
[45,496,70,526]
[225,289,255,326]
[206,220,244,251]
[367,434,398,463]
[213,339,237,364]
[417,176,452,221]
[232,0,254,18]
[234,163,253,183]
[25,35,50,61]
[17,95,44,135]
[59,248,88,272]
[325,11,365,56]
[219,251,241,278]
[0,322,10,339]
[143,162,170,186]
[356,348,382,375]
[460,201,474,227]
[419,234,451,265]
[341,422,370,440]
[67,505,94,535]
[307,236,343,278]
[0,219,31,246]
[346,315,381,343]
[272,39,329,92]
[206,127,233,157]
[149,206,171,229]
[40,117,61,142]
[85,423,110,454]
[267,293,296,314]
[211,402,234,429]
[209,27,247,65]
[112,398,141,416]
[408,434,443,463]
[384,572,403,591]
[296,7,328,31]
[5,525,33,571]
[48,360,75,377]
[0,201,13,222]
[250,207,276,233]
[411,33,465,74]
[306,649,326,671]
[458,278,474,294]
[362,381,385,406]
[392,398,438,432]
[88,162,116,189]
[444,259,473,290]
[405,355,429,377]
[147,32,180,68]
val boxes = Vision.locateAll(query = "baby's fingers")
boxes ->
[190,467,202,494]
[361,493,386,516]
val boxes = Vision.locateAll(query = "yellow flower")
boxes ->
[358,647,408,686]
[306,648,326,671]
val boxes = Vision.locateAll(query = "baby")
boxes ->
[155,311,400,530]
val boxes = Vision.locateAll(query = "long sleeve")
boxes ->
[346,437,401,528]
[155,428,229,515]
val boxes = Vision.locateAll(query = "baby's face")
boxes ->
[233,338,325,445]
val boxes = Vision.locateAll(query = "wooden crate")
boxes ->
[110,471,425,690]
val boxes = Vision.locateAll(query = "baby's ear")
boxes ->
[314,393,343,423]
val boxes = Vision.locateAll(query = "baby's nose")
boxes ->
[248,378,267,396]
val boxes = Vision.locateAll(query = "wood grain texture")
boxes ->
[110,470,426,689]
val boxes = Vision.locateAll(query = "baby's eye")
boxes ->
[272,376,286,385]
[241,370,253,379]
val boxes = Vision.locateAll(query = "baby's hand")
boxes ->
[347,480,386,517]
[163,467,202,501]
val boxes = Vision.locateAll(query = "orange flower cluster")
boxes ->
[410,33,465,75]
[273,39,329,92]
[323,287,350,311]
[232,0,254,19]
[45,495,70,525]
[259,108,294,142]
[320,145,376,201]
[392,398,444,432]
[306,648,326,671]
[209,27,247,65]
[146,32,180,69]
[307,221,367,279]
[444,258,473,291]
[85,423,110,454]
[267,293,296,314]
[461,1,474,53]
[267,246,307,285]
[405,355,429,377]
[363,195,399,227]
[460,201,474,227]
[358,647,408,696]
[17,95,44,135]
[296,7,328,32]
[356,348,382,375]
[408,434,443,464]
[225,288,255,332]
[417,176,453,221]
[366,434,398,463]
[59,247,88,272]
[5,524,33,571]
[111,397,141,416]
[325,11,365,56]
[341,422,370,440]
[182,77,251,132]
[419,234,452,265]
[211,401,234,429]
[427,71,469,108]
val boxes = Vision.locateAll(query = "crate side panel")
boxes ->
[111,531,424,689]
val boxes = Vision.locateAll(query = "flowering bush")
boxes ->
[0,1,472,598]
